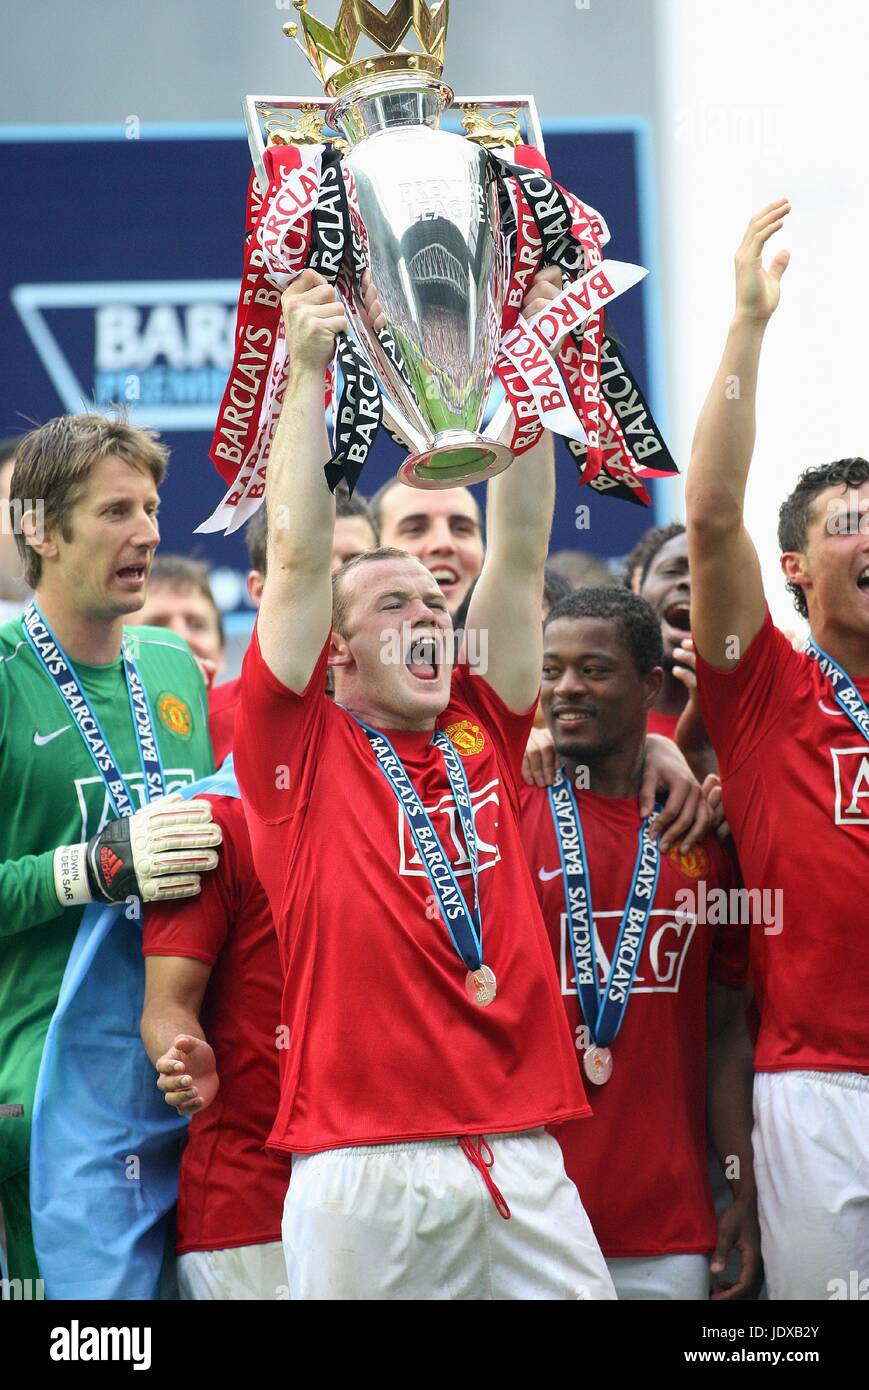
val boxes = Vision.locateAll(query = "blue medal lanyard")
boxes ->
[804,636,869,741]
[547,767,661,1047]
[22,601,166,819]
[353,717,484,973]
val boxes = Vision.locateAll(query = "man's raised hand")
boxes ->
[281,268,348,376]
[523,264,563,322]
[734,199,791,325]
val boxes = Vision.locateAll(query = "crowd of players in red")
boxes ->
[2,199,867,1301]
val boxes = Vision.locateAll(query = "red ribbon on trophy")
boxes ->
[201,136,676,533]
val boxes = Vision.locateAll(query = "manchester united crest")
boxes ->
[444,719,485,756]
[667,843,710,879]
[158,692,192,739]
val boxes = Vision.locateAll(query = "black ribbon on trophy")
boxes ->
[310,147,383,496]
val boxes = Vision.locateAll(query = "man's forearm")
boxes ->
[486,427,555,569]
[708,1015,757,1202]
[265,371,334,572]
[140,1001,205,1067]
[687,316,768,530]
[0,850,67,936]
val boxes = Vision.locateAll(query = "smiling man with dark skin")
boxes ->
[519,587,760,1301]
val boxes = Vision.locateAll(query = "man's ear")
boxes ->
[246,570,265,607]
[328,631,353,670]
[20,506,56,562]
[780,550,809,601]
[643,665,664,711]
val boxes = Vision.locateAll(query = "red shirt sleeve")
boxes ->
[450,662,538,812]
[234,621,331,824]
[695,607,804,775]
[208,676,240,766]
[142,795,238,965]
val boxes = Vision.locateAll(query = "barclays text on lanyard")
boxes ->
[22,601,166,818]
[353,717,496,1007]
[804,635,869,742]
[547,767,661,1085]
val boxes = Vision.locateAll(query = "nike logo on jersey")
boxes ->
[33,725,72,746]
[538,866,562,881]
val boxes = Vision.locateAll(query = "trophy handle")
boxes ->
[244,94,546,193]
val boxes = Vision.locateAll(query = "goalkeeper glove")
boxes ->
[53,793,222,908]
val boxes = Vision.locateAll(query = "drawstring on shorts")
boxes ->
[458,1135,511,1220]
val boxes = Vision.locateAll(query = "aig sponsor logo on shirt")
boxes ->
[398,778,502,878]
[558,909,697,996]
[830,746,869,825]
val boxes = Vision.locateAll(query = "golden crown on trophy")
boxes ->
[284,0,450,97]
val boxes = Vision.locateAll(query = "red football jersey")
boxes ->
[208,676,240,766]
[520,784,747,1258]
[143,793,289,1255]
[234,626,590,1157]
[696,609,869,1073]
[647,709,679,740]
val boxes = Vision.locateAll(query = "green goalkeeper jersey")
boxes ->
[0,619,214,1181]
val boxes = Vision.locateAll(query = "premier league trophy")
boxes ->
[201,0,676,534]
[284,0,510,487]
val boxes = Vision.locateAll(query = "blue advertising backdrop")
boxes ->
[2,120,668,611]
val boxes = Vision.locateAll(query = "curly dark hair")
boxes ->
[778,458,869,618]
[545,585,664,675]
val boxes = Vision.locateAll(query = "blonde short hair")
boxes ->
[10,413,168,587]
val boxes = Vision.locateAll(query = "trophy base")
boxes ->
[398,432,514,490]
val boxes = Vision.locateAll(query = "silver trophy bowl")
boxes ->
[331,74,512,488]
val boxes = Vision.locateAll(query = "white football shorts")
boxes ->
[177,1241,288,1300]
[282,1127,616,1301]
[753,1069,869,1301]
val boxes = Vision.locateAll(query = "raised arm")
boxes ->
[686,201,791,670]
[465,269,560,711]
[257,270,347,692]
